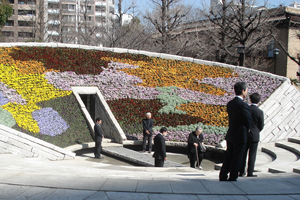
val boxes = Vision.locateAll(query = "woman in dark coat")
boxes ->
[187,127,205,169]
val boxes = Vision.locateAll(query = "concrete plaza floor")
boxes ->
[1,152,300,200]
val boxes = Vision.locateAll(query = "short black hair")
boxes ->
[234,82,247,95]
[250,93,261,104]
[160,127,167,133]
[95,117,101,122]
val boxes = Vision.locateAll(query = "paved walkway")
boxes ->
[1,153,300,200]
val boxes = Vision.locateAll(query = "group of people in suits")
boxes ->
[94,81,264,173]
[219,81,264,181]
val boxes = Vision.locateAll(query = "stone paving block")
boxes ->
[200,180,246,195]
[106,192,149,200]
[149,193,200,200]
[247,195,295,200]
[0,183,31,199]
[85,191,109,200]
[264,102,280,117]
[289,195,300,200]
[7,137,32,152]
[100,179,138,192]
[42,188,95,200]
[14,186,57,200]
[169,179,208,194]
[232,179,300,195]
[197,195,248,200]
[136,180,172,193]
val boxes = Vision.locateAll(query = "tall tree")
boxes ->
[199,0,278,68]
[143,0,192,54]
[0,0,13,28]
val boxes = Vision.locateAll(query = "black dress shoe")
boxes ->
[247,174,257,177]
[238,172,246,177]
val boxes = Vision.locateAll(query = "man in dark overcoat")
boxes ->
[94,117,104,159]
[219,82,252,181]
[240,93,264,177]
[153,127,167,167]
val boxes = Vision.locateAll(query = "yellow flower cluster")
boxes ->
[176,102,228,127]
[0,47,48,74]
[0,64,71,133]
[102,57,235,96]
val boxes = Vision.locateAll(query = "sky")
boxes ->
[119,0,296,15]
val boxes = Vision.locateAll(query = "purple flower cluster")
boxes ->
[0,91,9,106]
[44,68,161,100]
[197,68,282,104]
[32,107,69,136]
[0,82,26,105]
[108,61,139,69]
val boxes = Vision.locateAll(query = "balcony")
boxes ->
[48,9,60,14]
[95,12,106,17]
[48,0,60,3]
[48,20,61,25]
[47,30,59,36]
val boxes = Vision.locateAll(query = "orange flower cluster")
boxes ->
[176,102,228,127]
[103,57,235,95]
[0,47,48,74]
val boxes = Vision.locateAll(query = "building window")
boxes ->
[95,6,106,12]
[8,0,14,4]
[62,15,76,21]
[18,0,35,5]
[5,20,14,26]
[18,32,33,38]
[68,4,75,11]
[18,21,33,26]
[3,31,14,37]
[18,10,36,16]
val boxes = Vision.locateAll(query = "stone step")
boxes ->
[288,137,300,145]
[103,147,186,167]
[275,140,300,174]
[258,142,298,173]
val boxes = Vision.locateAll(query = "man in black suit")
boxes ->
[219,82,252,181]
[142,112,154,153]
[94,117,104,159]
[240,93,264,177]
[153,127,167,167]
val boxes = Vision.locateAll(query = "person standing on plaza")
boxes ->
[219,82,252,181]
[153,127,168,167]
[187,127,205,169]
[239,93,264,177]
[142,112,154,153]
[94,117,104,159]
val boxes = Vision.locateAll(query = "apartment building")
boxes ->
[2,0,115,45]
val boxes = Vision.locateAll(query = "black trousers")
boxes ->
[190,152,204,168]
[240,141,258,176]
[143,134,152,151]
[94,139,102,158]
[155,157,164,167]
[219,141,246,181]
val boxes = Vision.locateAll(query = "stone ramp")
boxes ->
[103,146,186,167]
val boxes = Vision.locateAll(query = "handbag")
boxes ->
[199,143,206,152]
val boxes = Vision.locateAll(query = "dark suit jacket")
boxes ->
[142,118,153,136]
[94,123,103,142]
[187,131,204,159]
[248,105,264,142]
[225,97,252,144]
[153,133,166,159]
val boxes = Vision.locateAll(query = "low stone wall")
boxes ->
[259,81,300,143]
[0,124,75,160]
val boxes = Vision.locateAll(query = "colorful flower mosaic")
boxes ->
[0,46,283,147]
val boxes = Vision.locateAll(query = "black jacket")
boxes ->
[187,131,204,159]
[94,123,103,142]
[225,97,252,144]
[153,133,166,159]
[248,105,264,143]
[142,118,153,136]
